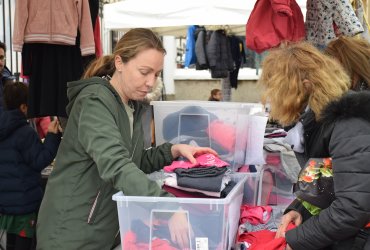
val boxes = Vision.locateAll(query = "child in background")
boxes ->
[0,82,62,250]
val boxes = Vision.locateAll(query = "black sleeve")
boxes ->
[284,199,313,222]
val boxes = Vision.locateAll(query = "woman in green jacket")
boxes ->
[36,28,216,250]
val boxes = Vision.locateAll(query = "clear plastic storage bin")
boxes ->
[257,152,296,206]
[151,101,264,170]
[240,172,260,206]
[113,173,251,250]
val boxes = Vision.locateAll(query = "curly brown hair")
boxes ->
[259,41,350,126]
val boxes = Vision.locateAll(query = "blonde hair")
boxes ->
[83,28,166,79]
[259,41,350,126]
[325,36,370,89]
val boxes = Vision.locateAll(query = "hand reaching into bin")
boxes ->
[168,211,193,249]
[168,144,218,249]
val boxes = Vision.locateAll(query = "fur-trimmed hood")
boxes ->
[321,91,370,125]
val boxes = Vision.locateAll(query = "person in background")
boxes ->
[258,42,370,249]
[208,88,222,101]
[325,35,370,91]
[0,41,15,114]
[0,82,61,250]
[36,28,217,250]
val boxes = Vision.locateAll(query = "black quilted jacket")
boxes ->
[285,91,370,250]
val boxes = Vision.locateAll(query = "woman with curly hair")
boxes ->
[259,41,370,250]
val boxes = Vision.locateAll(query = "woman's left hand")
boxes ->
[171,144,218,164]
[285,244,293,250]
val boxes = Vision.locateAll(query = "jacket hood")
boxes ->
[66,77,116,115]
[0,109,28,140]
[321,91,370,125]
[66,76,152,116]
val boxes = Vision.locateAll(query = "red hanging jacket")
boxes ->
[246,0,305,53]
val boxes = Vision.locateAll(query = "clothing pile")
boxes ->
[162,153,236,198]
[236,205,296,250]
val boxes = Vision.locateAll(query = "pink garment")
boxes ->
[246,0,305,53]
[206,120,236,152]
[163,153,229,172]
[240,205,273,225]
[265,154,281,166]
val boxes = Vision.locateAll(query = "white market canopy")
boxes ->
[104,0,253,36]
[103,0,306,36]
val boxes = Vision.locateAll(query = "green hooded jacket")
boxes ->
[36,77,174,250]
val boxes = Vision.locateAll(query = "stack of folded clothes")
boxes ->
[162,153,237,198]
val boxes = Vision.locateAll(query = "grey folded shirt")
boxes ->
[174,166,227,192]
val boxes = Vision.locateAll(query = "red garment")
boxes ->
[246,0,305,53]
[240,205,272,225]
[94,17,103,57]
[238,224,296,250]
[34,117,51,139]
[122,231,179,250]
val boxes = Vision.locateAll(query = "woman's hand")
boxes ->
[275,210,302,238]
[168,212,193,249]
[171,144,218,164]
[285,244,293,250]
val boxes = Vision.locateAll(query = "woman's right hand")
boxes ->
[275,210,302,238]
[168,211,193,249]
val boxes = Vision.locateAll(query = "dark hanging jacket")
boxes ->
[195,26,209,70]
[0,109,61,215]
[206,29,234,78]
[228,35,246,88]
[285,91,370,250]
